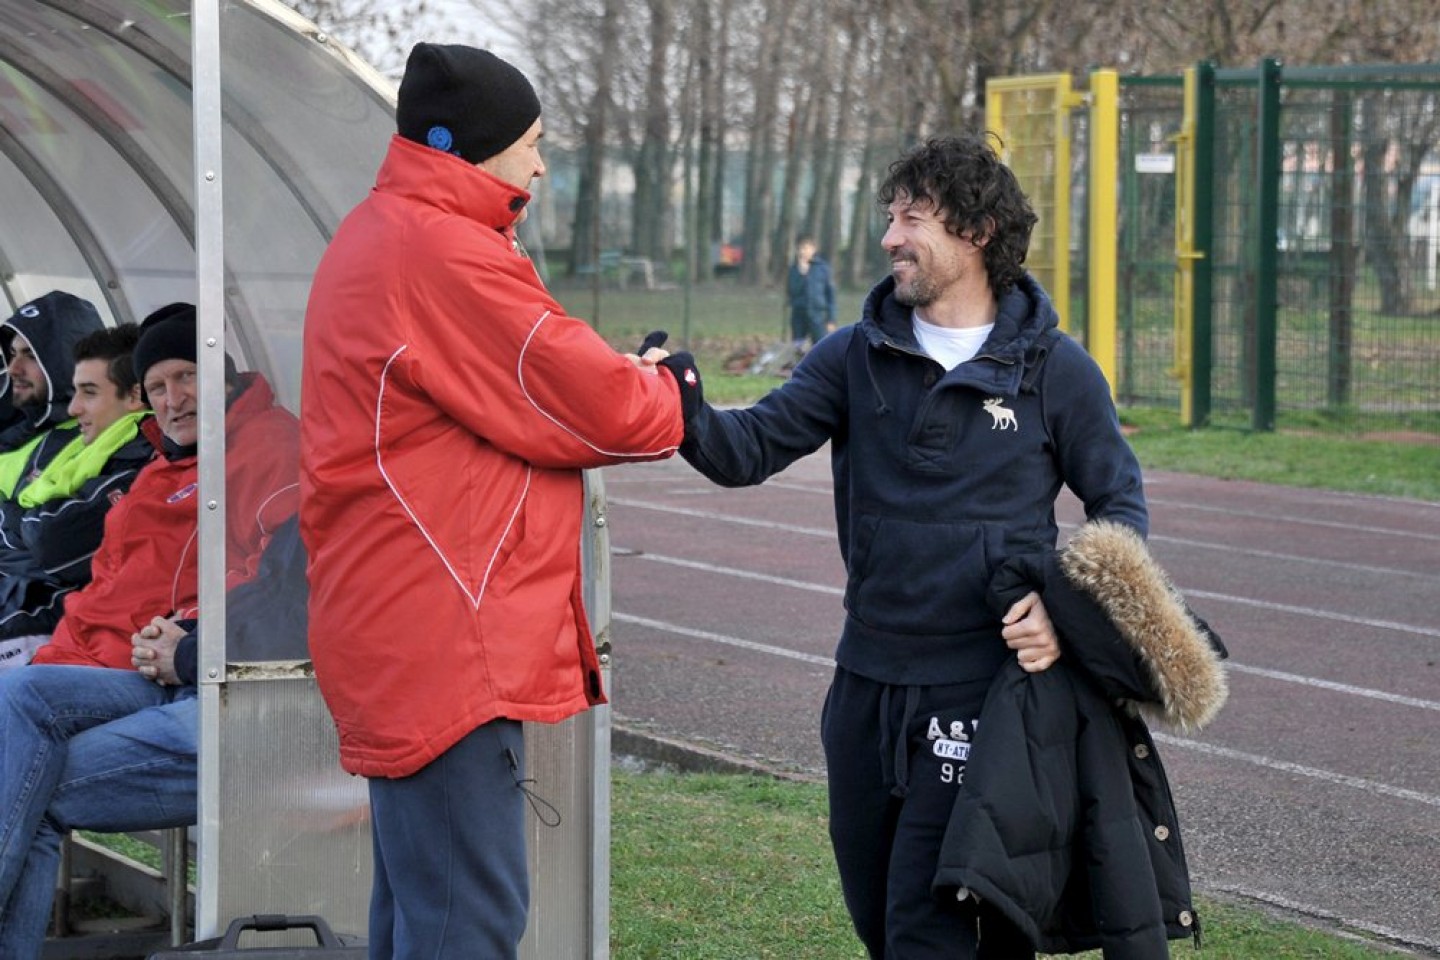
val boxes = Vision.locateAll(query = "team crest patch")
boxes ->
[106,489,125,507]
[167,482,198,503]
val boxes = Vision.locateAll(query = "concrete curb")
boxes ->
[612,723,821,783]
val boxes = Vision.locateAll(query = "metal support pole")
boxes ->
[1087,69,1119,394]
[1192,61,1216,427]
[191,0,228,936]
[1253,57,1282,431]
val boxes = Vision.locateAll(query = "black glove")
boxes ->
[637,330,669,354]
[658,352,703,423]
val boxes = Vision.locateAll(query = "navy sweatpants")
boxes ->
[367,718,529,960]
[821,666,1035,960]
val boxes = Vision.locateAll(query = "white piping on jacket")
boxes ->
[518,311,679,459]
[375,345,528,611]
[249,482,300,538]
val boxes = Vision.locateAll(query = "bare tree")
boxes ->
[285,0,432,73]
[632,0,678,261]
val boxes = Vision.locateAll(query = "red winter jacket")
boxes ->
[301,136,682,778]
[32,374,300,669]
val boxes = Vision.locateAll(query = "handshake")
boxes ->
[631,330,703,422]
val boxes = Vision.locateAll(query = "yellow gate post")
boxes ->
[1172,66,1200,426]
[1087,69,1119,395]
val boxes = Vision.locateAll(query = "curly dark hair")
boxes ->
[877,133,1038,295]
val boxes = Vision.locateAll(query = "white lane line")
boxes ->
[1146,497,1440,542]
[619,548,1440,642]
[1146,532,1440,582]
[614,610,1440,810]
[623,555,1440,709]
[626,552,844,595]
[613,612,835,667]
[610,497,833,538]
[611,497,1438,584]
[1184,588,1440,640]
[1225,662,1440,712]
[1153,733,1440,809]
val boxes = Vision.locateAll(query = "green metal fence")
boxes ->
[1115,75,1185,407]
[1104,61,1440,439]
[1191,61,1440,436]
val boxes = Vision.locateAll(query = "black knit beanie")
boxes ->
[133,302,196,388]
[396,43,541,164]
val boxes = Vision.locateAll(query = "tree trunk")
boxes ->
[693,0,718,282]
[569,0,624,278]
[740,0,798,286]
[632,0,676,263]
[812,12,864,272]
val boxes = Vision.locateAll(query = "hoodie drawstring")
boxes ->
[879,683,922,799]
[864,347,892,416]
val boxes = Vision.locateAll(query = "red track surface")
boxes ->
[603,452,1440,955]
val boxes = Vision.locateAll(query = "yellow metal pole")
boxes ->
[1051,76,1072,331]
[1173,67,1198,426]
[1087,69,1119,395]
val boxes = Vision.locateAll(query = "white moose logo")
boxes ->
[982,397,1018,431]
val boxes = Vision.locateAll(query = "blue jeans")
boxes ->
[0,665,197,957]
[367,718,529,960]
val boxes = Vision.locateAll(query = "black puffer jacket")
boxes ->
[933,522,1228,958]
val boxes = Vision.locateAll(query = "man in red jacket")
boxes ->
[301,43,690,960]
[0,304,300,955]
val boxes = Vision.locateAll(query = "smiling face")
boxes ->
[7,333,48,408]
[881,193,979,310]
[142,358,200,447]
[68,358,144,444]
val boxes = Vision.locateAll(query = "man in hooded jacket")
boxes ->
[669,134,1149,958]
[0,323,154,670]
[0,290,105,496]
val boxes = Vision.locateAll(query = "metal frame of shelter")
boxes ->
[1,2,610,955]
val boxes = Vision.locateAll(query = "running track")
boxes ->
[602,451,1440,955]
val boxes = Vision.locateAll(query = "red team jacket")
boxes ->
[32,374,300,669]
[301,136,683,778]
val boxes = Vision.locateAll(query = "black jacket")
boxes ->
[933,522,1228,958]
[0,428,156,639]
[681,274,1147,686]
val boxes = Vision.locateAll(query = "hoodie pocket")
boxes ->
[846,514,999,636]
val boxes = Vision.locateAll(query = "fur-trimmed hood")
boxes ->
[990,520,1228,731]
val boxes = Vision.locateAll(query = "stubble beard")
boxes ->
[893,273,936,308]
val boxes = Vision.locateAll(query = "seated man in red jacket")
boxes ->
[0,302,300,956]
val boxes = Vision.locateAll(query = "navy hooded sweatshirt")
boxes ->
[679,273,1148,685]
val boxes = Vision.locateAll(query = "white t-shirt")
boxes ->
[913,314,994,371]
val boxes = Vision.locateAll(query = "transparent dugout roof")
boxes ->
[0,0,396,407]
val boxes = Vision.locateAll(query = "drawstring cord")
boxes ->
[879,684,922,799]
[504,747,562,828]
[864,346,892,416]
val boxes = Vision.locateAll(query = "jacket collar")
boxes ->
[374,135,530,236]
[858,272,1061,396]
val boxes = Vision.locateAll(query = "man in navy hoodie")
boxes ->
[665,134,1147,959]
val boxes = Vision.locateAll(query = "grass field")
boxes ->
[610,770,1411,959]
